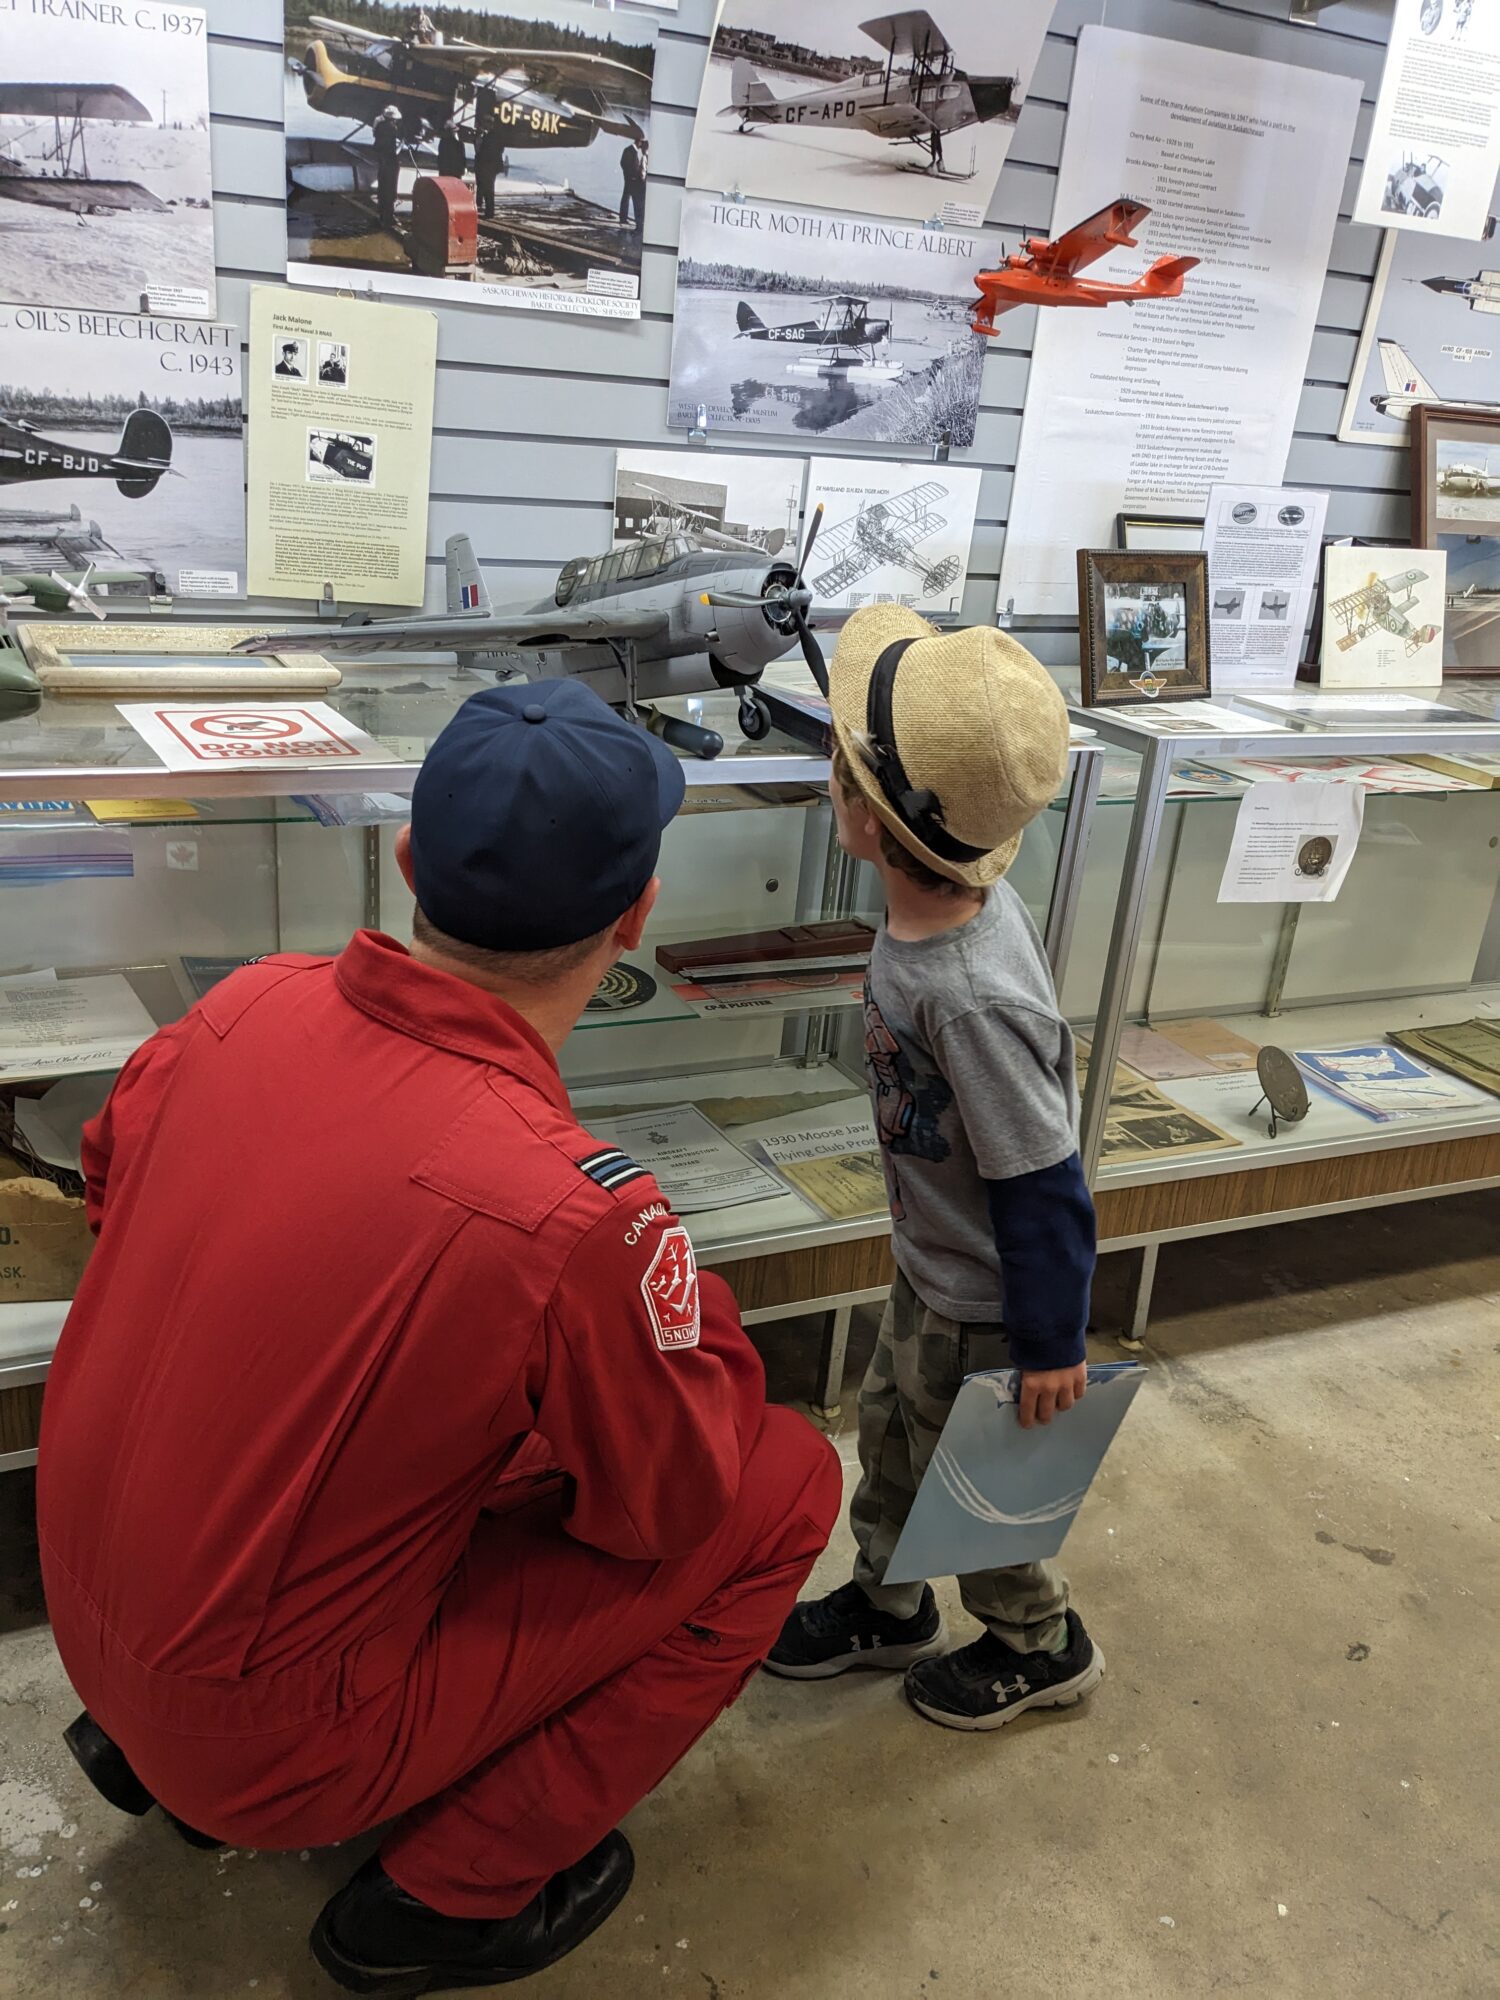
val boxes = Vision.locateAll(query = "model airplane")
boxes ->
[736,296,894,371]
[812,484,963,599]
[296,15,649,149]
[0,561,167,612]
[722,10,1016,180]
[235,516,830,759]
[970,200,1196,333]
[0,410,174,498]
[1370,339,1500,422]
[1329,569,1437,657]
[0,83,168,215]
[1421,267,1500,314]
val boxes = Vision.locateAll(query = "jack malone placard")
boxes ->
[0,304,244,596]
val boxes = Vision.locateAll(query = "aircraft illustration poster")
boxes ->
[667,192,999,448]
[998,28,1358,616]
[0,303,243,598]
[1353,0,1500,242]
[803,457,980,615]
[1338,171,1500,447]
[282,0,657,320]
[1320,547,1446,689]
[685,0,1055,229]
[0,0,216,317]
[613,449,806,556]
[247,287,437,607]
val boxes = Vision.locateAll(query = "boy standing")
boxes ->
[767,608,1101,1732]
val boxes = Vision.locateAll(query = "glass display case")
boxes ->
[0,670,1103,1464]
[1072,684,1500,1336]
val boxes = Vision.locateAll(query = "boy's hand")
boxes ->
[1018,1364,1088,1429]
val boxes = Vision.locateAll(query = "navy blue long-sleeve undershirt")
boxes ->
[984,1151,1096,1373]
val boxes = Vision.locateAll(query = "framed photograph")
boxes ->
[1077,550,1211,708]
[1412,403,1500,675]
[1115,512,1205,553]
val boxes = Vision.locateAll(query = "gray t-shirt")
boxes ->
[862,882,1079,1321]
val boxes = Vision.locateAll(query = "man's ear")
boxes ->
[615,876,659,954]
[394,824,415,894]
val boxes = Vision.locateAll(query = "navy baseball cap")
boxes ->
[409,681,686,951]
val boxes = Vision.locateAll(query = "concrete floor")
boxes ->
[1,1195,1498,1999]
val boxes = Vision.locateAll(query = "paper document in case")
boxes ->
[883,1364,1146,1583]
[0,974,156,1085]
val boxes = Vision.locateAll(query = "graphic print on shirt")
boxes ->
[641,1224,701,1352]
[863,983,952,1223]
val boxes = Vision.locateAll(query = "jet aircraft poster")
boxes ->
[0,304,242,598]
[667,192,999,448]
[1338,173,1500,447]
[802,456,979,615]
[613,449,806,557]
[283,0,657,319]
[685,0,1054,229]
[0,0,216,317]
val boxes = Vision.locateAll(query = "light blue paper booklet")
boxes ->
[884,1364,1146,1584]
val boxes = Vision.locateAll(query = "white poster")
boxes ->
[247,287,437,606]
[803,458,980,615]
[997,28,1359,616]
[0,304,243,598]
[1203,484,1329,692]
[1353,0,1500,240]
[1218,782,1364,905]
[613,450,805,556]
[1320,547,1446,688]
[685,0,1055,229]
[0,0,215,317]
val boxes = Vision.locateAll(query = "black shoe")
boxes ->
[64,1710,224,1850]
[904,1610,1104,1732]
[764,1580,947,1681]
[63,1710,155,1816]
[309,1832,635,1996]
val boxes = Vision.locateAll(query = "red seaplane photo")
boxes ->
[970,197,1197,335]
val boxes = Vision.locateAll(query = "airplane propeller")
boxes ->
[48,564,106,621]
[701,503,829,694]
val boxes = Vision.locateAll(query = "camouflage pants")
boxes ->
[851,1271,1070,1654]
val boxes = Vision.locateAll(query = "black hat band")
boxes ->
[862,638,988,866]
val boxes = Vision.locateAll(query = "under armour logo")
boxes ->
[993,1675,1031,1701]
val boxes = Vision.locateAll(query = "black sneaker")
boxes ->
[310,1831,634,1996]
[764,1580,947,1680]
[904,1610,1104,1732]
[63,1710,223,1850]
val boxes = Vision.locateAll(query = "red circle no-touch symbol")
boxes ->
[189,711,303,741]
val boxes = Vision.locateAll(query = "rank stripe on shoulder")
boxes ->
[577,1148,651,1194]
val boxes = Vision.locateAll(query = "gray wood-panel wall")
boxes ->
[202,0,1397,660]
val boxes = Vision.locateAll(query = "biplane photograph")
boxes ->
[970,199,1198,335]
[687,0,1052,226]
[668,191,997,446]
[0,308,243,597]
[0,0,215,316]
[804,457,980,613]
[282,0,657,318]
[613,448,805,561]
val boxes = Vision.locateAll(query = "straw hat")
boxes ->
[827,605,1070,887]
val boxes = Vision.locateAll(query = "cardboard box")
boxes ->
[0,1148,91,1304]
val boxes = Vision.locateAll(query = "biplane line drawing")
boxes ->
[811,481,964,599]
[1329,567,1439,656]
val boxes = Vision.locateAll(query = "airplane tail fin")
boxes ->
[735,299,767,336]
[115,409,172,498]
[1139,253,1198,296]
[446,533,490,616]
[728,58,777,113]
[1380,339,1436,399]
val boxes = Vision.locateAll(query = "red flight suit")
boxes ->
[37,932,840,1916]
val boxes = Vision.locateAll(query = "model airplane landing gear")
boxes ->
[607,636,723,760]
[737,689,772,741]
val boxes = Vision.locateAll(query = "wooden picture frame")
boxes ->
[1076,549,1211,708]
[1411,403,1500,677]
